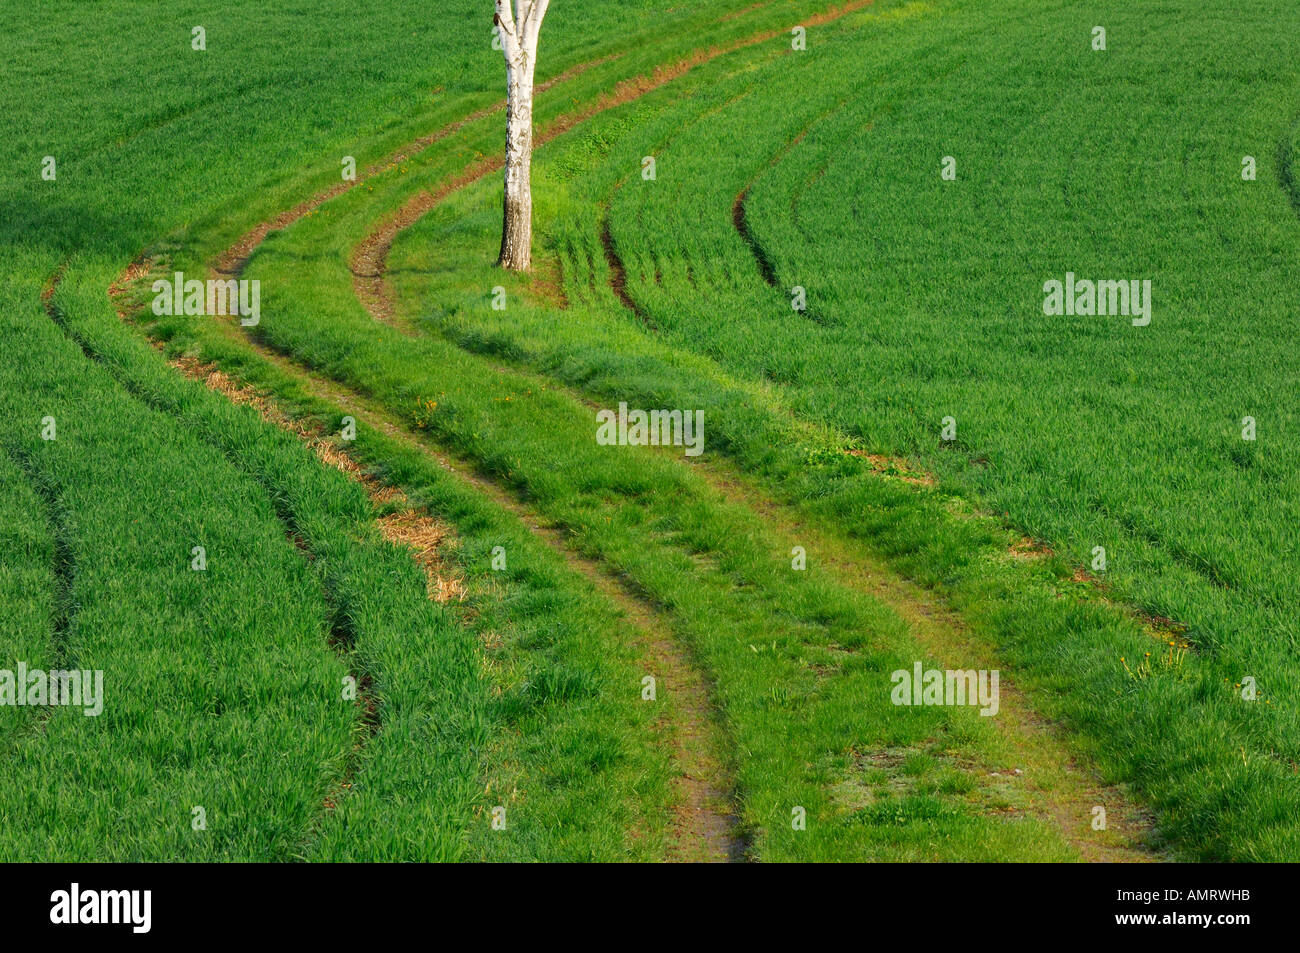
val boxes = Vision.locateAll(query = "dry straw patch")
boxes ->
[1008,536,1053,560]
[376,510,465,603]
[844,448,936,487]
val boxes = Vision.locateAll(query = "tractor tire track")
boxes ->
[728,107,844,294]
[30,274,80,682]
[1,282,79,742]
[349,0,880,324]
[691,459,1163,862]
[203,290,1158,861]
[600,213,654,326]
[215,53,622,278]
[143,309,747,862]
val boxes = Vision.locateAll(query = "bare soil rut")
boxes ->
[214,52,621,279]
[350,0,881,324]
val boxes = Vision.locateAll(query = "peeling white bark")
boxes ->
[495,0,550,271]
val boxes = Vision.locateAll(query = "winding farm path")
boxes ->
[105,0,1164,862]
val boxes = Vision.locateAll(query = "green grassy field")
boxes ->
[4,0,1298,861]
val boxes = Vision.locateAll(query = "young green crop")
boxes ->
[10,0,1298,862]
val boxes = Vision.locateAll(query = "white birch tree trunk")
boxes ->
[495,0,549,271]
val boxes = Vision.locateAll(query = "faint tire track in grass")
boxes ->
[0,448,59,740]
[21,274,85,674]
[0,435,75,746]
[0,269,354,859]
[46,267,372,856]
